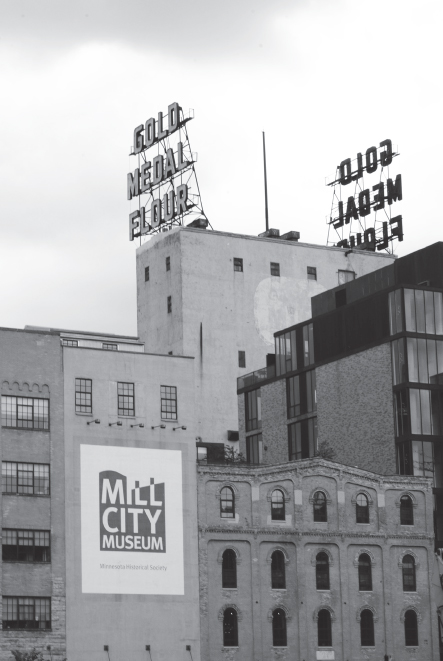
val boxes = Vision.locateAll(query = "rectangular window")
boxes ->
[245,389,261,432]
[307,266,317,281]
[246,433,262,464]
[117,382,135,416]
[144,266,149,282]
[288,418,317,460]
[102,343,117,351]
[1,396,49,431]
[407,338,443,384]
[62,339,78,347]
[405,289,443,335]
[161,385,177,420]
[394,389,409,437]
[270,262,280,277]
[287,371,317,419]
[338,269,355,285]
[2,530,50,562]
[233,258,243,272]
[166,256,170,271]
[238,351,246,368]
[75,378,92,414]
[303,323,314,366]
[388,289,404,335]
[408,387,443,435]
[391,338,407,385]
[167,296,172,313]
[2,597,51,630]
[275,330,297,376]
[2,462,50,495]
[287,375,301,418]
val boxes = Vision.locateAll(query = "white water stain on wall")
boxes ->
[254,277,326,345]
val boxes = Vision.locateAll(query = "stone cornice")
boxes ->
[199,526,434,542]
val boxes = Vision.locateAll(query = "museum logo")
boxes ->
[99,470,166,553]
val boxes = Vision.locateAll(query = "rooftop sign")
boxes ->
[127,103,209,241]
[326,139,403,252]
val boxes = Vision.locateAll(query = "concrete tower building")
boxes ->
[136,226,395,446]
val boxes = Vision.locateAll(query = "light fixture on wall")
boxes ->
[130,423,145,428]
[87,419,100,425]
[109,421,122,427]
[151,424,166,429]
[173,426,187,431]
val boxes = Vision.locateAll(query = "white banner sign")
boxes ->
[80,444,184,594]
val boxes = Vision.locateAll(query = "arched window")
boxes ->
[360,609,375,646]
[356,494,369,523]
[271,550,286,589]
[222,549,237,588]
[316,552,330,590]
[223,608,238,647]
[358,554,372,591]
[317,609,332,647]
[313,491,327,522]
[402,555,416,592]
[220,487,235,519]
[272,609,287,647]
[400,495,414,525]
[271,489,285,521]
[404,610,418,647]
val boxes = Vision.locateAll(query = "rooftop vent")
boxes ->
[187,218,209,229]
[281,231,300,242]
[258,228,280,238]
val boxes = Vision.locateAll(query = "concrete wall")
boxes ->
[197,458,439,661]
[0,329,66,660]
[136,228,395,447]
[316,343,397,474]
[62,347,200,661]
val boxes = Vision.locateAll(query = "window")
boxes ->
[318,609,332,647]
[62,339,78,347]
[166,256,170,271]
[222,549,237,588]
[338,269,355,285]
[271,551,286,589]
[2,530,50,562]
[245,389,261,431]
[307,266,317,281]
[405,288,443,335]
[2,462,50,495]
[161,385,177,420]
[2,597,51,630]
[335,289,347,307]
[271,490,285,521]
[238,351,246,368]
[233,258,243,272]
[400,495,414,525]
[1,396,49,431]
[356,494,369,523]
[316,552,330,590]
[118,382,135,416]
[404,610,418,647]
[270,262,280,277]
[389,289,404,334]
[275,330,297,376]
[358,554,372,591]
[246,433,262,464]
[223,608,238,647]
[220,487,235,519]
[287,371,316,419]
[144,266,149,281]
[303,323,314,366]
[402,555,416,592]
[288,418,317,461]
[167,296,172,313]
[272,609,287,647]
[75,378,92,414]
[102,343,117,351]
[360,609,375,646]
[408,388,443,436]
[391,338,407,385]
[313,491,327,522]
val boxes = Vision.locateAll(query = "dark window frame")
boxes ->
[313,491,327,522]
[238,351,246,368]
[307,266,317,281]
[316,552,330,590]
[166,256,170,271]
[2,462,50,496]
[222,549,237,588]
[270,262,280,277]
[233,258,243,272]
[360,609,375,647]
[117,382,135,417]
[356,493,370,523]
[1,396,50,431]
[402,555,417,592]
[2,529,50,563]
[271,490,285,521]
[220,487,235,519]
[102,343,118,351]
[223,608,238,647]
[246,433,262,464]
[272,609,287,647]
[75,378,92,414]
[144,266,150,282]
[167,296,172,313]
[245,389,261,432]
[271,550,286,589]
[400,495,414,525]
[317,609,332,647]
[2,596,51,630]
[404,609,419,647]
[160,385,177,421]
[62,339,78,347]
[358,554,373,591]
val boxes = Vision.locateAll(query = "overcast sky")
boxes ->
[1,0,442,336]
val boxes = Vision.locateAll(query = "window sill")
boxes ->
[75,412,93,417]
[3,560,51,564]
[118,415,136,419]
[2,628,52,632]
[222,647,239,650]
[2,493,50,498]
[1,427,50,432]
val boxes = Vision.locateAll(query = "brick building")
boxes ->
[197,456,438,660]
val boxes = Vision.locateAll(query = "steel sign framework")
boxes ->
[128,103,210,242]
[326,139,403,253]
